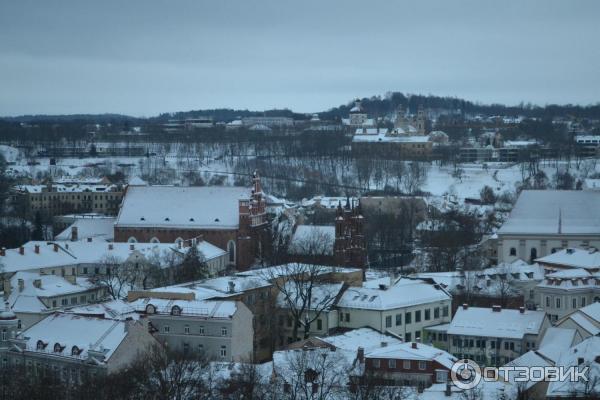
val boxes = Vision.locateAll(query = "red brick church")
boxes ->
[334,199,368,268]
[114,172,268,270]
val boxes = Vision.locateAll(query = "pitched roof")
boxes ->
[535,247,600,270]
[498,190,600,235]
[546,337,600,397]
[447,307,547,339]
[115,186,251,229]
[365,342,457,370]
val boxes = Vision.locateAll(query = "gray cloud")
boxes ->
[1,0,599,116]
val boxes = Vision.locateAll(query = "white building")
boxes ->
[555,301,600,339]
[445,305,550,366]
[336,277,452,343]
[497,190,600,263]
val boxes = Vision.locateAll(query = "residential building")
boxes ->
[12,181,123,218]
[336,277,453,343]
[497,190,600,263]
[2,312,157,379]
[445,305,550,366]
[130,297,254,362]
[4,271,106,330]
[535,269,600,321]
[555,302,600,339]
[114,172,269,270]
[359,341,456,388]
[241,116,294,128]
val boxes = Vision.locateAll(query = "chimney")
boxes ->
[129,244,135,251]
[87,237,92,243]
[18,279,24,292]
[0,248,5,256]
[380,341,388,348]
[357,347,364,363]
[19,246,24,255]
[228,281,235,293]
[108,243,113,250]
[53,243,59,252]
[33,279,42,289]
[71,226,78,241]
[412,342,417,349]
[462,303,468,310]
[519,306,525,314]
[34,244,40,254]
[492,305,501,312]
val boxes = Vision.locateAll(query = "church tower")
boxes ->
[334,198,367,269]
[394,104,406,133]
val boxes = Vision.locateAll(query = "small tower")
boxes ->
[416,104,426,135]
[334,198,367,269]
[0,302,18,351]
[394,104,406,131]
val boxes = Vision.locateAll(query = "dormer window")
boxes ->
[53,343,64,353]
[189,218,194,222]
[165,217,170,221]
[214,218,220,222]
[171,305,182,316]
[140,217,145,221]
[36,340,46,350]
[146,304,156,314]
[71,346,81,356]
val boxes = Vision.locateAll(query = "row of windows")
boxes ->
[162,325,229,337]
[384,306,449,328]
[545,295,592,309]
[452,338,520,351]
[51,293,95,308]
[371,359,427,371]
[181,343,228,358]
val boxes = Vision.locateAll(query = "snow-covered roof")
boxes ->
[8,272,99,314]
[354,128,388,135]
[447,307,547,339]
[498,190,600,235]
[317,327,402,352]
[567,313,600,336]
[19,313,129,362]
[66,299,138,320]
[503,350,552,391]
[352,132,430,143]
[288,225,335,256]
[15,183,119,193]
[583,178,600,191]
[579,301,600,323]
[546,336,600,397]
[337,277,451,311]
[0,240,226,273]
[127,176,148,186]
[116,186,250,229]
[277,283,344,311]
[537,327,578,363]
[535,247,600,270]
[54,217,116,242]
[366,342,457,370]
[130,297,237,318]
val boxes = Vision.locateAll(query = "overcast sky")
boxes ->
[1,0,599,116]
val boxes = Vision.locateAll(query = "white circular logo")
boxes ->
[451,359,482,390]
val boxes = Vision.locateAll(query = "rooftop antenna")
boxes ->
[558,208,562,234]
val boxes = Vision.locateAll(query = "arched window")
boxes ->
[71,346,81,356]
[150,237,160,244]
[530,248,538,263]
[53,343,63,353]
[227,240,236,264]
[146,304,156,314]
[171,305,182,316]
[36,340,46,350]
[509,248,517,256]
[127,237,138,243]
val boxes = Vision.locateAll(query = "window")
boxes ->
[442,306,449,317]
[425,309,430,320]
[52,300,57,308]
[419,361,426,370]
[199,326,205,335]
[415,310,421,323]
[388,359,396,369]
[183,343,189,353]
[220,346,227,358]
[227,241,236,264]
[345,313,350,322]
[385,316,392,328]
[582,297,587,307]
[171,306,182,316]
[435,370,448,383]
[434,307,440,319]
[405,312,412,324]
[372,359,380,368]
[396,314,402,325]
[573,298,577,309]
[163,326,170,333]
[546,296,551,307]
[83,267,88,274]
[403,360,411,369]
[198,344,204,352]
[61,299,68,306]
[509,247,516,256]
[556,298,561,309]
[405,332,411,342]
[80,295,86,303]
[184,325,190,334]
[415,331,421,341]
[70,297,77,305]
[221,327,228,336]
[317,319,322,330]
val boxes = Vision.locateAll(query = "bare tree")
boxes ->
[261,263,339,342]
